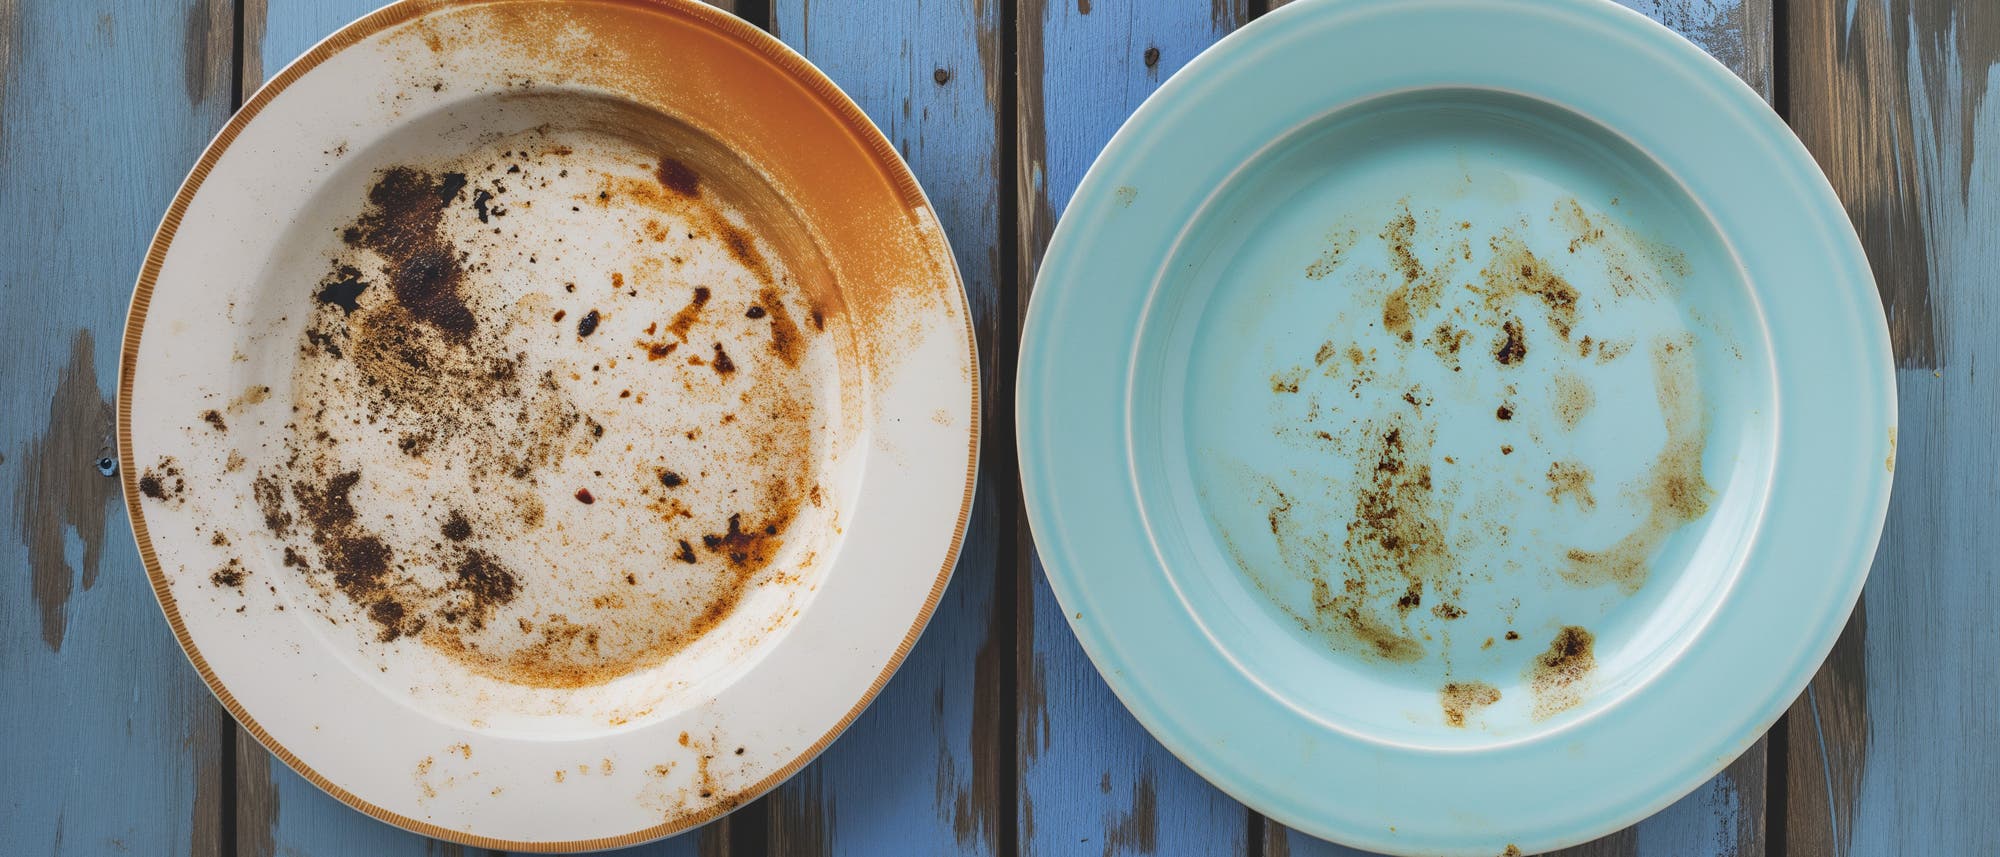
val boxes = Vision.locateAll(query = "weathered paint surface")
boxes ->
[1786,0,2000,854]
[4,0,1993,854]
[1015,2,1255,855]
[750,1,1009,856]
[0,1,233,855]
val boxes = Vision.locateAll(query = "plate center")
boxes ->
[1131,90,1777,747]
[240,92,846,733]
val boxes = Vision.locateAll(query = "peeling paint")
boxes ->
[15,330,115,651]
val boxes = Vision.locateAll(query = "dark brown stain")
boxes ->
[210,558,246,588]
[1788,600,1870,857]
[315,264,369,314]
[181,0,227,106]
[16,331,115,651]
[1786,0,1996,369]
[1528,626,1596,719]
[655,157,700,197]
[1077,0,1090,13]
[352,167,478,339]
[1494,317,1527,365]
[235,731,279,857]
[576,308,600,338]
[1100,771,1158,857]
[711,343,737,375]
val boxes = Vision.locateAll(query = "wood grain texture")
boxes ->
[754,0,1009,854]
[1785,0,2000,853]
[1014,2,1254,855]
[0,1,233,855]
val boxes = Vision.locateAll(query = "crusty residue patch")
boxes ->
[1440,680,1500,728]
[1528,625,1595,718]
[1545,461,1596,511]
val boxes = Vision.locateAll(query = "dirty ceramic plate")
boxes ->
[1018,0,1891,853]
[121,0,975,850]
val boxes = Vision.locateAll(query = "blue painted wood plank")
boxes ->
[0,1,235,856]
[759,1,1008,855]
[1783,0,2000,853]
[1016,2,1255,856]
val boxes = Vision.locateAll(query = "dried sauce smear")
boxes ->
[1217,194,1717,722]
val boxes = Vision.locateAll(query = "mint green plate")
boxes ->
[1016,0,1893,853]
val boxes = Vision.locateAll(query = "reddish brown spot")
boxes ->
[655,157,700,196]
[575,488,595,504]
[756,287,804,368]
[711,343,736,375]
[667,287,711,341]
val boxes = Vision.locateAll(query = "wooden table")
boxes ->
[1,0,1989,853]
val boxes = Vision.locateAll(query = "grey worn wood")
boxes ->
[0,1,234,855]
[1782,0,2000,854]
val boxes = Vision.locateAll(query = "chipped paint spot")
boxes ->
[15,331,115,651]
[1101,771,1158,857]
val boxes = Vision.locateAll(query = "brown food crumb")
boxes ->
[1505,630,1520,641]
[200,409,228,431]
[711,343,736,375]
[1495,404,1513,421]
[659,470,683,488]
[577,309,600,338]
[575,488,595,504]
[210,559,247,588]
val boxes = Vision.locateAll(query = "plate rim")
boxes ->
[1017,0,1894,852]
[117,0,981,850]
